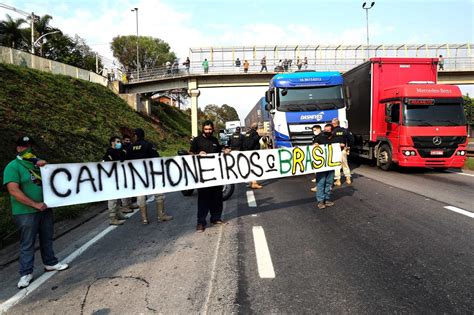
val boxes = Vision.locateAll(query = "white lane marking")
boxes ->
[446,170,474,177]
[444,206,474,218]
[252,226,275,279]
[0,210,138,313]
[246,191,257,207]
[251,214,258,217]
[202,205,225,315]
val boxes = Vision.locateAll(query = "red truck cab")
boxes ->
[379,84,467,169]
[343,58,468,170]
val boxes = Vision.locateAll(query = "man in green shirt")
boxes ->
[3,135,68,289]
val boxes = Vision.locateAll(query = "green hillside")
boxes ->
[0,63,190,247]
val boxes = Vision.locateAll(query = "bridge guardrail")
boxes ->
[126,56,474,84]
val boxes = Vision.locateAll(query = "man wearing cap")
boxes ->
[3,136,68,289]
[129,128,173,224]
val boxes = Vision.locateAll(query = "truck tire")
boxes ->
[377,144,393,171]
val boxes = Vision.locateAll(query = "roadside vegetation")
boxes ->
[0,63,190,248]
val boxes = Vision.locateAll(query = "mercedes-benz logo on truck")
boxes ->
[432,136,442,146]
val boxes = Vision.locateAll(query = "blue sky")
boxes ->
[1,0,473,120]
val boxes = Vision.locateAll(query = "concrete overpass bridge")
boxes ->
[120,43,473,135]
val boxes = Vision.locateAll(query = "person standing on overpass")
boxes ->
[332,118,353,186]
[202,59,209,74]
[439,55,445,71]
[260,56,267,72]
[243,60,250,73]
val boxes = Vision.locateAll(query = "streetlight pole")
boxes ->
[33,30,60,55]
[362,2,375,60]
[131,7,139,80]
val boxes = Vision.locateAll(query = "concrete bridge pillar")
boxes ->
[188,89,201,137]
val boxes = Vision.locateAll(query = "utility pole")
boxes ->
[362,2,375,60]
[131,7,139,80]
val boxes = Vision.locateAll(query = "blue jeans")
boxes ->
[316,171,335,202]
[14,209,58,276]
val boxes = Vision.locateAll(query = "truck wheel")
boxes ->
[378,144,393,171]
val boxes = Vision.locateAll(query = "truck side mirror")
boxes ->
[265,90,272,103]
[344,86,351,99]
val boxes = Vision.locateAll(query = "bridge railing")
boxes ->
[126,56,474,84]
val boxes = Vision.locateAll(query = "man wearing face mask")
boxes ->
[314,124,337,209]
[310,125,322,192]
[3,136,69,289]
[103,136,128,225]
[130,128,173,224]
[190,120,231,232]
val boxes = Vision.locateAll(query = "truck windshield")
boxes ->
[276,86,344,111]
[403,103,466,126]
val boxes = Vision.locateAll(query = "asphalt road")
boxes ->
[0,163,473,313]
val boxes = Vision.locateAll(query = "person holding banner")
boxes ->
[314,125,337,209]
[3,135,69,289]
[103,136,129,225]
[310,125,322,193]
[130,128,173,224]
[243,123,263,189]
[190,120,230,232]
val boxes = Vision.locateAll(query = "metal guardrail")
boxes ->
[125,56,474,84]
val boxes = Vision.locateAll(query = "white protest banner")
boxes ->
[40,144,342,207]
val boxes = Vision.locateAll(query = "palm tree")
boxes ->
[33,14,54,56]
[0,14,27,49]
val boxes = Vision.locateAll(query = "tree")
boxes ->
[220,104,239,121]
[0,14,26,49]
[111,35,176,71]
[33,14,54,56]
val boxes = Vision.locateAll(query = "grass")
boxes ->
[464,157,474,171]
[0,63,191,248]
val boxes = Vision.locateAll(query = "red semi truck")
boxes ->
[343,57,468,170]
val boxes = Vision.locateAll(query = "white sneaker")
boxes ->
[18,274,33,289]
[311,178,316,183]
[146,196,155,203]
[44,262,69,272]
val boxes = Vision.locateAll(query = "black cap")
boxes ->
[134,128,145,139]
[16,135,35,146]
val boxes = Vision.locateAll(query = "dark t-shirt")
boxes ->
[228,132,244,150]
[332,126,354,147]
[190,134,222,154]
[243,129,260,151]
[130,139,160,159]
[103,147,127,162]
[313,132,335,145]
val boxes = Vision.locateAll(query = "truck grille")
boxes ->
[289,131,314,146]
[412,136,465,158]
[412,136,466,148]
